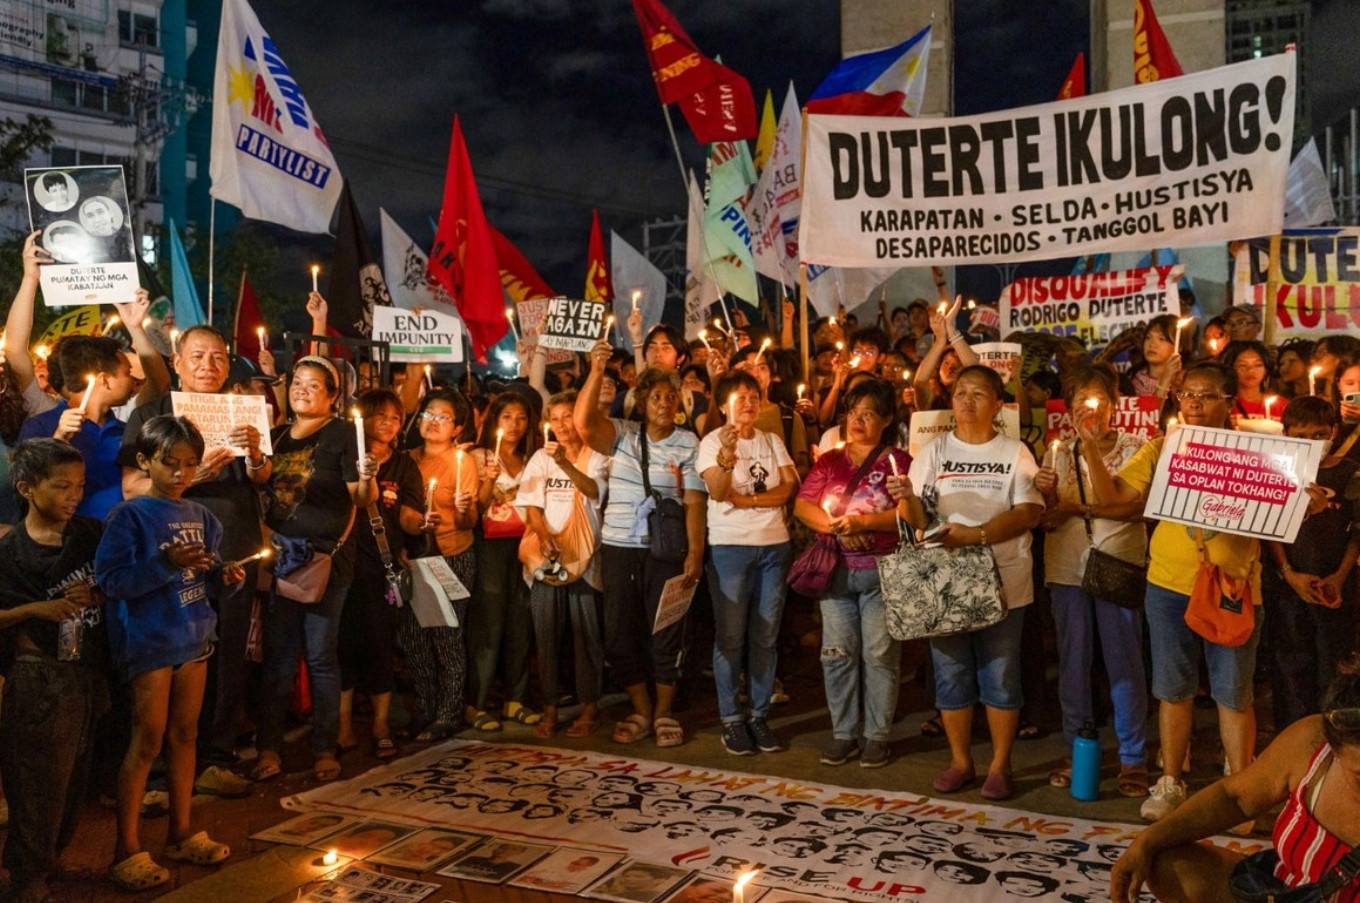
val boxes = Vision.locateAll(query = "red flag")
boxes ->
[584,209,613,304]
[427,116,506,363]
[1133,0,1183,83]
[489,225,555,303]
[1057,52,1086,100]
[631,0,757,142]
[232,267,265,363]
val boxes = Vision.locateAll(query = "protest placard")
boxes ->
[799,54,1294,268]
[35,304,102,347]
[371,306,464,363]
[652,574,696,635]
[1001,266,1182,348]
[170,392,274,457]
[538,296,608,353]
[1144,425,1321,543]
[517,296,577,365]
[908,404,1021,457]
[1240,227,1360,340]
[26,165,140,307]
[972,341,1022,383]
[1044,396,1164,444]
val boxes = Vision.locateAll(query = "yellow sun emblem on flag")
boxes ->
[227,62,257,112]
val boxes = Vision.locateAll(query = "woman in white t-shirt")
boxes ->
[518,391,608,740]
[698,370,799,756]
[1034,364,1150,797]
[900,365,1044,802]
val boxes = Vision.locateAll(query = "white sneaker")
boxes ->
[1141,776,1187,822]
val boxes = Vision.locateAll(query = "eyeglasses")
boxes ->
[1224,318,1257,328]
[1175,391,1231,405]
[418,412,454,424]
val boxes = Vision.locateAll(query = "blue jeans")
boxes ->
[931,607,1026,710]
[708,543,792,723]
[259,572,348,756]
[820,566,901,742]
[1145,582,1261,711]
[1050,583,1148,766]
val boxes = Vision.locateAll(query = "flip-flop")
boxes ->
[920,714,944,737]
[373,737,399,760]
[250,752,282,782]
[533,716,557,740]
[313,755,341,782]
[566,717,598,738]
[1049,761,1073,788]
[1118,764,1150,798]
[505,702,543,726]
[463,713,499,734]
[612,713,652,744]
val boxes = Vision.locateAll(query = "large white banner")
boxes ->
[800,54,1295,268]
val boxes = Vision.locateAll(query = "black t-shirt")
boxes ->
[1282,456,1360,578]
[265,418,358,548]
[355,452,425,570]
[118,394,262,559]
[0,516,109,673]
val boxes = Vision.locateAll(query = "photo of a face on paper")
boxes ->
[25,165,136,265]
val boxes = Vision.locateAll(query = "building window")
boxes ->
[50,147,78,167]
[117,10,159,49]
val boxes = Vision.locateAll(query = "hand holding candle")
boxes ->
[77,373,96,414]
[631,289,641,312]
[796,383,806,401]
[256,325,267,351]
[311,264,320,293]
[227,547,272,569]
[1173,316,1194,352]
[1044,439,1058,469]
[425,477,437,513]
[352,407,366,465]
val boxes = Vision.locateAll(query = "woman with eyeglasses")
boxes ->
[1111,664,1360,903]
[1078,362,1263,826]
[400,390,479,742]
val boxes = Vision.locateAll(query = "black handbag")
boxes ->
[1230,848,1360,903]
[1073,441,1147,610]
[638,426,689,563]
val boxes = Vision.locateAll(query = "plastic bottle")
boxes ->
[1071,721,1101,801]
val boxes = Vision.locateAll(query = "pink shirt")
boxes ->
[798,447,911,569]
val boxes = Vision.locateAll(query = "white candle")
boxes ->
[76,373,96,414]
[352,407,365,463]
[34,344,49,361]
[796,383,806,401]
[698,329,711,350]
[605,314,616,343]
[754,337,772,364]
[455,447,464,489]
[849,355,862,370]
[101,315,120,336]
[835,341,844,355]
[256,325,267,350]
[1173,316,1194,352]
[1166,416,1179,434]
[495,427,504,461]
[937,301,947,315]
[505,307,519,342]
[1310,366,1322,396]
[888,454,899,476]
[543,421,551,444]
[727,392,737,424]
[229,547,272,569]
[1045,439,1058,469]
[424,364,433,390]
[425,477,437,513]
[822,497,835,516]
[1265,395,1279,420]
[712,317,727,334]
[311,264,320,293]
[169,329,180,349]
[631,289,641,312]
[733,870,758,903]
[322,849,338,867]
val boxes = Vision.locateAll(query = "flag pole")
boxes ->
[206,198,216,326]
[1264,233,1282,346]
[799,109,811,383]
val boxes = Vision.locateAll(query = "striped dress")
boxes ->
[1272,744,1356,903]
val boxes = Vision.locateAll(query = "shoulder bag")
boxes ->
[787,444,885,598]
[1184,527,1255,647]
[880,525,1007,641]
[259,511,357,605]
[1230,848,1360,903]
[1073,441,1147,610]
[518,448,599,585]
[368,501,410,606]
[639,427,689,563]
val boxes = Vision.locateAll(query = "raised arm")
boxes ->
[4,232,48,396]
[573,340,617,456]
[117,288,170,404]
[307,292,330,356]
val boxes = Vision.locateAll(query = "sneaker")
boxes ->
[820,737,860,766]
[1140,775,1187,822]
[749,718,784,753]
[860,739,890,769]
[770,678,790,705]
[195,765,253,798]
[721,722,757,756]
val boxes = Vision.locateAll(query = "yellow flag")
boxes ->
[753,89,776,173]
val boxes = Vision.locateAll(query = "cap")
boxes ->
[227,354,280,387]
[1225,303,1262,323]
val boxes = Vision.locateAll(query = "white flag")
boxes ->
[210,0,342,233]
[610,231,667,353]
[685,170,720,340]
[806,263,900,319]
[748,82,802,289]
[379,208,459,316]
[1283,138,1337,228]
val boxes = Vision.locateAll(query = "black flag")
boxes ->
[328,181,390,338]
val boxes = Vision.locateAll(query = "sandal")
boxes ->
[313,754,342,782]
[504,702,543,726]
[1117,764,1150,798]
[164,830,230,866]
[250,751,282,782]
[533,715,557,740]
[566,717,598,738]
[920,713,944,737]
[1049,761,1073,788]
[110,852,169,891]
[420,719,462,740]
[463,712,500,734]
[612,713,653,744]
[654,716,685,748]
[373,737,399,760]
[1017,722,1044,740]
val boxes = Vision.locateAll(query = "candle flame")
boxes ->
[631,289,641,303]
[1085,397,1100,409]
[505,307,515,322]
[796,383,806,399]
[849,355,862,369]
[322,849,338,866]
[967,299,976,309]
[735,870,759,890]
[256,326,264,339]
[1310,365,1323,377]
[428,478,438,491]
[605,314,615,328]
[35,344,49,360]
[1266,394,1279,407]
[835,341,844,351]
[937,302,947,314]
[1177,316,1194,327]
[311,265,320,276]
[169,329,180,347]
[260,547,272,559]
[834,441,846,450]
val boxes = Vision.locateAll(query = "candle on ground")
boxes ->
[733,870,758,903]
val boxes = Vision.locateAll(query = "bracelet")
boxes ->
[247,456,268,471]
[977,526,988,546]
[949,333,966,344]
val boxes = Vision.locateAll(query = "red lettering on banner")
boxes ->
[1003,816,1075,835]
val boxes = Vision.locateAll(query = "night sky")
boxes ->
[250,0,1087,308]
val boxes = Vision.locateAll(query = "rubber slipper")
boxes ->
[250,752,282,782]
[566,717,598,738]
[373,737,399,760]
[533,717,557,739]
[920,714,944,737]
[1049,764,1073,788]
[654,716,685,748]
[980,771,1014,800]
[612,713,652,744]
[1118,764,1150,798]
[110,852,169,891]
[313,755,341,782]
[505,702,543,725]
[164,831,230,866]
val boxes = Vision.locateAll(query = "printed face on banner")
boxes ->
[26,166,139,307]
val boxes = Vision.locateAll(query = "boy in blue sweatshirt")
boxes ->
[96,416,243,890]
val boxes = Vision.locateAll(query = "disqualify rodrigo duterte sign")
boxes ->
[799,54,1294,268]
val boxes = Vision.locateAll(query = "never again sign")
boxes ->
[538,296,607,353]
[800,54,1294,268]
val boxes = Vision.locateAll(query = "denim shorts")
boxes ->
[930,607,1026,711]
[1144,582,1261,711]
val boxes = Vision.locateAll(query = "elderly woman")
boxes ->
[575,341,706,748]
[899,365,1044,800]
[794,378,910,770]
[254,355,377,783]
[1033,364,1150,797]
[1110,663,1360,903]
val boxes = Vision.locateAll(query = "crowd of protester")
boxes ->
[0,232,1357,901]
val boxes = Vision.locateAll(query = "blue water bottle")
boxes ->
[1071,721,1101,801]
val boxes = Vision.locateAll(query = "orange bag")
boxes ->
[1184,528,1255,647]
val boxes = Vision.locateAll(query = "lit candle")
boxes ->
[76,373,96,414]
[712,317,727,334]
[322,849,338,867]
[697,328,711,350]
[967,299,976,310]
[834,440,846,451]
[505,307,519,342]
[631,289,641,312]
[1208,337,1222,355]
[543,421,551,444]
[822,497,835,516]
[605,314,616,343]
[311,264,320,293]
[796,383,806,401]
[754,337,772,364]
[828,315,836,327]
[455,447,465,488]
[733,870,758,903]
[1173,316,1194,352]
[888,454,900,476]
[1166,416,1179,434]
[727,392,737,424]
[1085,397,1100,410]
[229,547,272,569]
[425,477,437,513]
[1265,395,1279,421]
[101,314,120,336]
[256,325,267,350]
[495,427,504,461]
[1045,439,1058,469]
[849,355,862,369]
[35,344,48,361]
[937,301,947,315]
[424,364,433,390]
[835,341,844,355]
[1310,365,1322,396]
[352,407,365,463]
[169,328,180,349]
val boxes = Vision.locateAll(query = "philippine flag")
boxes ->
[806,23,932,117]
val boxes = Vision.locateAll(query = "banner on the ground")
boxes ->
[971,342,1022,383]
[908,405,1021,457]
[170,391,274,457]
[284,740,1260,903]
[1044,397,1164,444]
[1000,266,1183,348]
[26,165,139,307]
[799,54,1295,267]
[1146,425,1322,543]
[1241,227,1360,339]
[538,296,608,353]
[372,306,464,363]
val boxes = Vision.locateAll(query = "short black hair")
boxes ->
[713,370,761,412]
[41,172,66,191]
[10,438,84,491]
[57,335,123,389]
[419,389,474,443]
[643,324,689,369]
[842,377,898,421]
[1281,395,1335,430]
[955,364,1006,397]
[135,415,205,463]
[849,327,891,354]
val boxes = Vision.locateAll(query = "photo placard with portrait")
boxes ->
[25,165,139,307]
